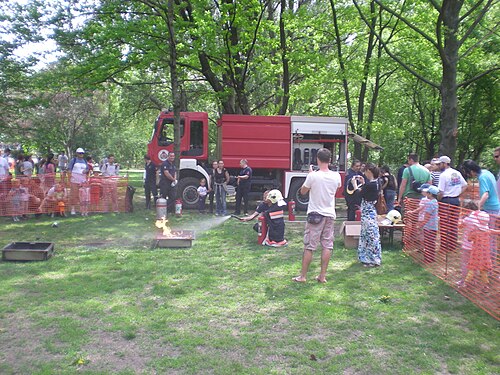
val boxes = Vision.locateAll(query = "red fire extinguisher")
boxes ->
[257,215,268,245]
[175,199,183,217]
[355,208,361,221]
[288,199,296,221]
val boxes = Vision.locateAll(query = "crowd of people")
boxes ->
[3,143,499,287]
[0,147,124,220]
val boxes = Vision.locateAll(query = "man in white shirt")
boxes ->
[0,149,10,196]
[437,155,468,253]
[292,148,341,284]
[0,149,9,177]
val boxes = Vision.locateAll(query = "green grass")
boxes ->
[0,173,498,374]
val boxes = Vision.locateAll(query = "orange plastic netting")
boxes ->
[0,175,131,217]
[402,198,499,320]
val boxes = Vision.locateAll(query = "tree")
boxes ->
[354,0,499,161]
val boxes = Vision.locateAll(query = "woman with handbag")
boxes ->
[351,163,382,267]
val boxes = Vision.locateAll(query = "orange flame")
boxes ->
[155,218,172,237]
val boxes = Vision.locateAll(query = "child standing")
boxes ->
[79,181,91,216]
[457,202,479,286]
[197,178,208,213]
[408,184,439,263]
[465,211,492,290]
[7,179,23,221]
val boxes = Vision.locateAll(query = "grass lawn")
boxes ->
[0,173,498,374]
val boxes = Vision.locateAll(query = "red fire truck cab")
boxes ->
[148,111,350,211]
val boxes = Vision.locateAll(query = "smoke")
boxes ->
[182,215,232,237]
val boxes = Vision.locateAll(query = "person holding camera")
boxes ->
[350,163,382,267]
[292,148,341,283]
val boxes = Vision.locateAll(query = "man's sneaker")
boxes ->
[71,209,76,215]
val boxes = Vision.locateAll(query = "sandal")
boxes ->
[292,276,306,283]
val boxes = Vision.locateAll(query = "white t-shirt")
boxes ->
[58,154,68,168]
[0,157,9,177]
[70,159,88,184]
[102,163,120,177]
[303,169,341,218]
[438,167,467,197]
[197,186,208,197]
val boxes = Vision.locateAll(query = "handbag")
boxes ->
[307,212,324,224]
[376,179,387,215]
[376,193,387,215]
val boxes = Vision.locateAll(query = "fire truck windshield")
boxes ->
[157,118,185,146]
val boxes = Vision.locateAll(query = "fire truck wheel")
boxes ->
[288,178,309,212]
[177,177,200,209]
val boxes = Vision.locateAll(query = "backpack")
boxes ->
[408,166,422,192]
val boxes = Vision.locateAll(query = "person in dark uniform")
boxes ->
[159,152,177,212]
[144,155,157,209]
[234,159,252,215]
[343,159,363,221]
[241,189,287,247]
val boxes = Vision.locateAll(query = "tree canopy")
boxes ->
[1,0,498,168]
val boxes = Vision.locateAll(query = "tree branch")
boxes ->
[458,66,499,88]
[373,0,438,48]
[458,0,495,47]
[353,0,440,89]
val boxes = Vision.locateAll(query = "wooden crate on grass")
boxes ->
[2,242,55,261]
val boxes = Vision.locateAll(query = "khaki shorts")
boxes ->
[303,216,335,251]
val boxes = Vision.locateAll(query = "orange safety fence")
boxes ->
[402,198,500,320]
[0,175,131,217]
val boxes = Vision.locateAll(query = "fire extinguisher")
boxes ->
[175,199,183,217]
[288,199,296,221]
[257,215,268,245]
[156,198,167,219]
[355,208,361,221]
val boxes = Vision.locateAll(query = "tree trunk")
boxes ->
[167,0,181,165]
[438,0,461,161]
[278,0,290,115]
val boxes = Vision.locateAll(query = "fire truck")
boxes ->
[147,111,369,211]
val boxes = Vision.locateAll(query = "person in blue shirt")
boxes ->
[462,160,500,215]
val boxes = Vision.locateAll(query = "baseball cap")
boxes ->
[76,148,85,153]
[421,185,439,195]
[438,155,451,164]
[431,158,440,164]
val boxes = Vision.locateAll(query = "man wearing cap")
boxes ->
[68,148,88,215]
[437,155,468,253]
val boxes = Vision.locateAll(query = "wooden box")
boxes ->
[2,242,55,261]
[340,221,361,249]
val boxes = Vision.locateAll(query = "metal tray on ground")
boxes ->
[2,242,55,261]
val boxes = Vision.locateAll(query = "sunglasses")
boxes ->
[495,155,500,159]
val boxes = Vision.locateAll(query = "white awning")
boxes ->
[348,133,383,151]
